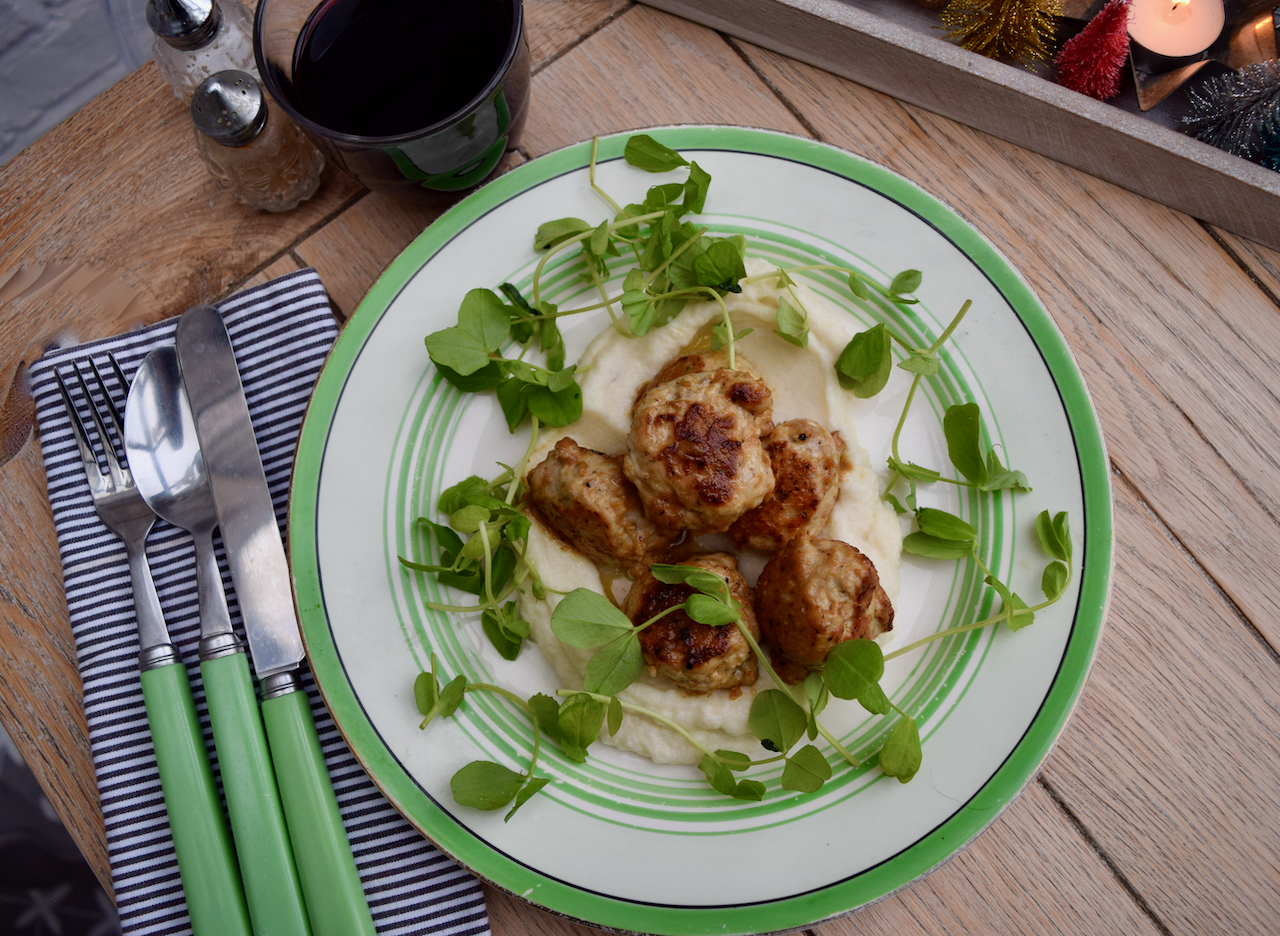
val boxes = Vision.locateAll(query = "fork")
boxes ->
[57,356,253,936]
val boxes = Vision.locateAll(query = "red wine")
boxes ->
[292,0,513,138]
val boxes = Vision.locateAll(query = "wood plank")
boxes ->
[518,4,808,158]
[736,43,1280,653]
[1212,227,1280,302]
[527,0,634,72]
[239,255,307,290]
[294,152,525,317]
[0,62,362,378]
[1039,472,1280,933]
[481,781,1163,935]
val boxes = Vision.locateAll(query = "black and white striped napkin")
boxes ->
[30,269,491,936]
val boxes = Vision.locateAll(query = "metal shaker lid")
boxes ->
[146,0,223,51]
[191,71,268,147]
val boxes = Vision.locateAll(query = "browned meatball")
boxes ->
[624,369,774,534]
[632,350,761,408]
[622,552,760,693]
[755,535,894,685]
[730,419,846,553]
[525,437,678,575]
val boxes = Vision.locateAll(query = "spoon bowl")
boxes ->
[124,346,233,643]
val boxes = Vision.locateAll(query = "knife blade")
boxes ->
[176,304,377,936]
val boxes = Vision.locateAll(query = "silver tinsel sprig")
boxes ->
[1183,60,1280,160]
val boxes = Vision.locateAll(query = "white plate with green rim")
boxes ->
[289,126,1112,935]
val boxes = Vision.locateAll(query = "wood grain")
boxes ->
[294,152,526,317]
[1041,471,1280,933]
[519,4,808,158]
[527,0,634,72]
[737,42,1280,653]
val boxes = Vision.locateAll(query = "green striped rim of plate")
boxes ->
[290,126,1112,935]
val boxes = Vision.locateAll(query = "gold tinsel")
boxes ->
[941,0,1062,69]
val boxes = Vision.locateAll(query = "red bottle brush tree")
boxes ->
[1056,0,1132,100]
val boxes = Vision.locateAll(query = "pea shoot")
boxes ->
[405,132,1077,816]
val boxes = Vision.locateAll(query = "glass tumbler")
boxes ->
[254,0,530,206]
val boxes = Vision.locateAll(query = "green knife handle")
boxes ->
[140,657,253,936]
[202,650,313,936]
[261,680,376,936]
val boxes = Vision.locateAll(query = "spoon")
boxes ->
[124,346,314,936]
[124,346,234,651]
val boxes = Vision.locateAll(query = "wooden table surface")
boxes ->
[3,2,1279,933]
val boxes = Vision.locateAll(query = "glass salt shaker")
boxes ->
[190,71,325,213]
[148,0,257,102]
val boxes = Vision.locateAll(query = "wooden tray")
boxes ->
[640,0,1280,249]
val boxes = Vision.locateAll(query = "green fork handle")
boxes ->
[140,657,253,936]
[262,682,377,936]
[202,651,313,936]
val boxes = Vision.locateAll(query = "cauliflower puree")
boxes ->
[517,258,904,764]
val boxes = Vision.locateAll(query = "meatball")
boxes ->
[755,535,894,685]
[624,368,774,534]
[632,350,761,408]
[730,419,846,553]
[622,552,760,693]
[525,437,678,575]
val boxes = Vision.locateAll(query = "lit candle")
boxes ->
[1128,0,1224,67]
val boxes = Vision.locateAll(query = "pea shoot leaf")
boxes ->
[683,161,711,213]
[505,776,550,821]
[835,323,892,398]
[624,134,690,172]
[496,376,535,432]
[1041,561,1068,601]
[451,761,524,810]
[889,269,923,301]
[903,532,975,560]
[944,402,986,485]
[803,672,828,740]
[887,457,941,483]
[710,320,754,350]
[915,507,977,543]
[749,689,807,754]
[848,272,870,300]
[607,697,624,736]
[692,239,746,294]
[982,448,1031,493]
[824,639,884,701]
[643,183,686,213]
[857,681,891,716]
[733,779,766,801]
[773,296,809,348]
[1005,593,1035,631]
[781,744,832,794]
[435,361,504,392]
[775,268,796,288]
[583,632,643,696]
[449,504,490,533]
[425,327,493,377]
[481,604,528,661]
[534,217,591,250]
[558,693,605,756]
[898,353,939,376]
[716,750,752,771]
[684,593,740,626]
[438,476,489,515]
[550,588,633,648]
[699,753,737,796]
[650,564,731,602]
[879,717,922,782]
[1036,510,1071,562]
[527,381,583,427]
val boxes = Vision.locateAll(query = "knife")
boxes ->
[175,304,377,936]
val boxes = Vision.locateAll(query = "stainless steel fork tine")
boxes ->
[90,356,127,447]
[55,368,98,468]
[73,362,125,486]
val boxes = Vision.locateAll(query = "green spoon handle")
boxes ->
[140,656,253,936]
[262,682,377,936]
[202,650,313,936]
